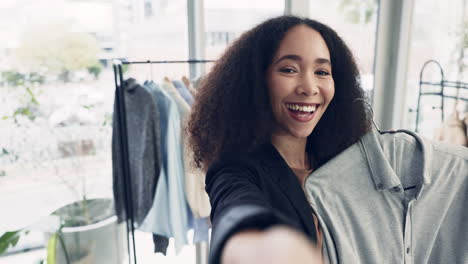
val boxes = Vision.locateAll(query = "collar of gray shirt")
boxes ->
[360,129,432,200]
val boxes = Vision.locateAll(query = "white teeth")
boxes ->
[286,104,317,112]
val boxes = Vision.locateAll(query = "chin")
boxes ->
[289,128,314,139]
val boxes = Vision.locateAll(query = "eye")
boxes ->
[315,70,331,76]
[279,67,297,74]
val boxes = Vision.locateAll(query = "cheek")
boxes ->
[269,91,283,114]
[268,82,286,106]
[324,81,335,104]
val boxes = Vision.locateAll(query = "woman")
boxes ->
[188,15,468,264]
[187,15,371,263]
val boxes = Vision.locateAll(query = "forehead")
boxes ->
[273,24,330,60]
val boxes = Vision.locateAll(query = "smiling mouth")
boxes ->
[285,103,320,122]
[285,103,318,113]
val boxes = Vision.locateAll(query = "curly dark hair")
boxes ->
[187,15,372,171]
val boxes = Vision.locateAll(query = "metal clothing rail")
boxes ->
[112,59,214,264]
[414,60,468,132]
[113,60,137,264]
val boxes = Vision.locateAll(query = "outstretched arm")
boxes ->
[222,226,322,264]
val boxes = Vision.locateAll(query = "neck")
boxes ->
[271,133,310,170]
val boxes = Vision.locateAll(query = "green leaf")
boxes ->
[1,148,8,155]
[31,97,39,105]
[13,107,32,118]
[26,87,34,97]
[46,233,58,264]
[23,109,32,116]
[0,170,6,177]
[2,116,8,120]
[26,87,40,106]
[0,231,21,255]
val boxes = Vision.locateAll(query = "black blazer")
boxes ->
[206,143,318,264]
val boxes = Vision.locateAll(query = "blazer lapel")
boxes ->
[256,143,318,242]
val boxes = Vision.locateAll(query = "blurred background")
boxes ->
[0,0,466,263]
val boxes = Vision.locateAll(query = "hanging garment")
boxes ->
[464,112,468,140]
[192,76,204,90]
[112,78,161,226]
[161,79,211,242]
[153,234,169,255]
[193,217,210,244]
[138,81,191,253]
[172,79,194,105]
[160,79,195,219]
[434,109,467,146]
[162,79,211,218]
[304,129,468,263]
[182,75,198,96]
[161,79,191,118]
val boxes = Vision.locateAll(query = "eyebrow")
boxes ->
[273,54,302,64]
[315,58,331,66]
[273,54,331,66]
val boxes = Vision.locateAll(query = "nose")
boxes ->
[295,72,319,96]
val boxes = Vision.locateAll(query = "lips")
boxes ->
[285,102,319,107]
[288,109,316,122]
[285,103,320,123]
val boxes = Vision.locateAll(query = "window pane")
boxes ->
[204,0,284,61]
[1,0,118,262]
[404,0,467,136]
[118,0,190,80]
[309,0,379,95]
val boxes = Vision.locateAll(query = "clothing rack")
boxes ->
[414,60,468,132]
[112,59,214,264]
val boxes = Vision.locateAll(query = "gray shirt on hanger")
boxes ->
[304,129,468,264]
[112,78,161,226]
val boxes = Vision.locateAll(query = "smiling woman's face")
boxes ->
[266,24,335,139]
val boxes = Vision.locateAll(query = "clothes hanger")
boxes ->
[145,60,154,81]
[150,60,154,81]
[182,76,191,88]
[354,98,418,190]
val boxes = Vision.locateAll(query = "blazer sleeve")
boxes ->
[205,158,294,264]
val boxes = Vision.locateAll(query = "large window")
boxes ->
[0,0,118,262]
[0,0,195,262]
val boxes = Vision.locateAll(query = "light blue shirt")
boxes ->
[172,80,194,105]
[161,81,209,242]
[139,81,191,253]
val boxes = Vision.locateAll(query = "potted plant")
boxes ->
[45,197,127,264]
[43,123,126,264]
[0,78,126,262]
